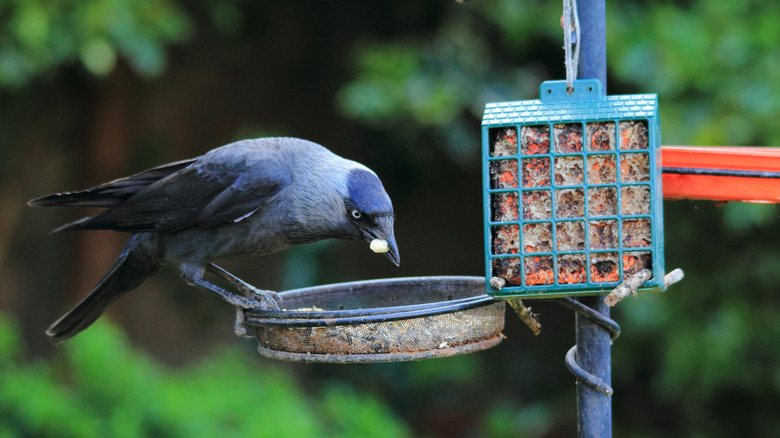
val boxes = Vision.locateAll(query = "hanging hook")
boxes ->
[562,0,581,94]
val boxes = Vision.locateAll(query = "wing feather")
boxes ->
[29,159,196,208]
[58,143,291,233]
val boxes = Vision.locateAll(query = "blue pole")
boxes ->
[577,0,607,94]
[575,0,611,437]
[574,297,612,437]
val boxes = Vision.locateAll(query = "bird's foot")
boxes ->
[234,309,249,337]
[246,288,284,310]
[186,268,283,338]
[232,289,282,338]
[206,264,283,309]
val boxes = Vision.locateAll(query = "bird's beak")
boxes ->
[365,216,400,267]
[381,235,400,267]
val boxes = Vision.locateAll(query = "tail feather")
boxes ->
[46,238,161,344]
[50,217,95,234]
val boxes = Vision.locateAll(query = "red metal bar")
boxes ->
[661,146,780,203]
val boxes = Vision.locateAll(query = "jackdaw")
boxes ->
[29,137,400,343]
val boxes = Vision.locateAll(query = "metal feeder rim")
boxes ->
[252,294,486,319]
[248,293,488,320]
[256,335,504,364]
[246,294,497,328]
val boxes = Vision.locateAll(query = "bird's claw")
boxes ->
[246,288,283,310]
[234,309,249,337]
[233,289,282,338]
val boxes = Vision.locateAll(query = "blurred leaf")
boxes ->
[319,384,411,438]
[12,3,51,51]
[79,37,117,75]
[0,314,21,363]
[408,353,483,385]
[482,401,554,438]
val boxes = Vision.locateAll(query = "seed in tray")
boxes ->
[522,158,551,187]
[623,251,652,279]
[492,257,523,286]
[523,222,552,253]
[489,159,519,189]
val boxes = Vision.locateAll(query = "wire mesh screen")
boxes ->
[245,276,505,363]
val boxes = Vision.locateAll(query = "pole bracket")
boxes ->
[555,297,619,397]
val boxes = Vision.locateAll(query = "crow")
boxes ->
[29,137,399,343]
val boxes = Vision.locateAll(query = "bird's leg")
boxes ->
[207,264,283,307]
[189,278,260,337]
[206,264,283,337]
[181,263,279,337]
[189,277,265,308]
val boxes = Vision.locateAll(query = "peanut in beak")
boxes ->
[370,239,389,253]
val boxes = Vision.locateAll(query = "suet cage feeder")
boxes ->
[482,79,666,299]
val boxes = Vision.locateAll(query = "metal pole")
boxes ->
[575,0,611,437]
[577,0,607,94]
[574,297,612,437]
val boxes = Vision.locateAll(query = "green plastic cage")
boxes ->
[482,79,665,299]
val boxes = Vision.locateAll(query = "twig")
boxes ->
[489,276,506,290]
[603,267,686,307]
[604,269,652,307]
[491,276,542,335]
[663,268,685,288]
[507,298,542,336]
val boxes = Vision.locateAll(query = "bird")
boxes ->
[29,137,400,344]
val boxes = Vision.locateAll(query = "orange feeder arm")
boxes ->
[661,146,780,203]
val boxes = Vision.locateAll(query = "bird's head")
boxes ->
[342,168,400,266]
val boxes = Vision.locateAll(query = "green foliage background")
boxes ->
[0,0,778,437]
[0,0,191,86]
[0,315,410,438]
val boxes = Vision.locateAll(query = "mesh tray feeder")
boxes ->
[244,276,505,363]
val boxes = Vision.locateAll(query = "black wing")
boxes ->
[29,159,196,208]
[50,144,292,233]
